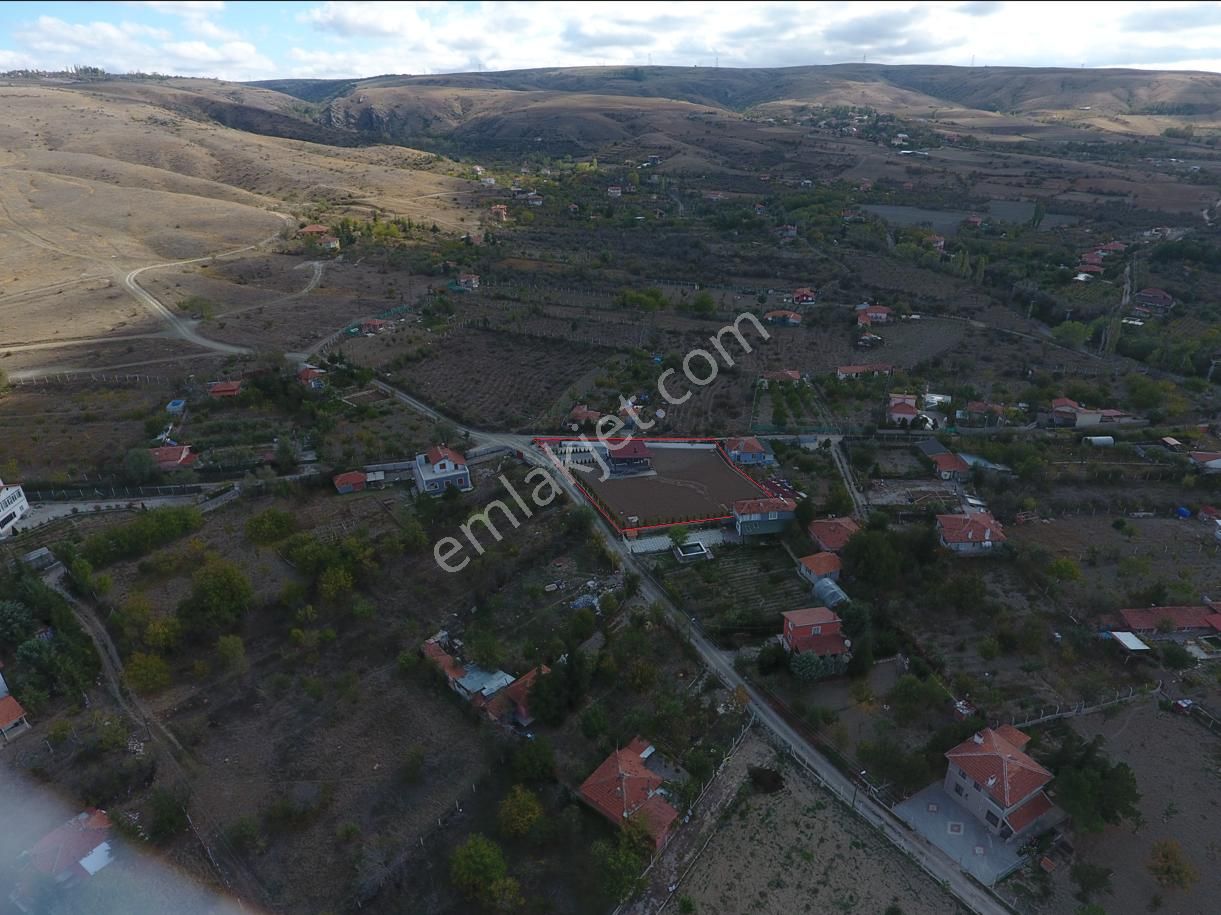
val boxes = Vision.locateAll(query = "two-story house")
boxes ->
[732,497,796,536]
[725,436,774,466]
[944,726,1056,842]
[780,607,850,657]
[0,477,31,540]
[412,446,473,494]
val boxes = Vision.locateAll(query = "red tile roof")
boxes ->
[945,727,1051,808]
[608,439,651,460]
[579,738,678,847]
[791,631,850,655]
[299,224,330,234]
[425,445,467,465]
[765,310,802,322]
[0,694,27,728]
[783,607,839,627]
[1189,451,1221,464]
[148,445,197,469]
[421,640,465,682]
[27,808,112,881]
[1005,790,1054,832]
[726,436,766,454]
[484,665,549,725]
[936,512,1006,544]
[762,369,801,382]
[807,517,861,552]
[798,553,842,577]
[332,471,366,489]
[733,496,796,515]
[890,402,919,417]
[967,400,1004,414]
[931,452,970,474]
[1117,605,1220,632]
[207,380,243,397]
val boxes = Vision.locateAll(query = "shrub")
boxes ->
[124,652,171,694]
[245,509,298,544]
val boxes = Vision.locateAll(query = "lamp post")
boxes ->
[852,769,866,807]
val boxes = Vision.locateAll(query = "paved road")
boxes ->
[371,376,1010,915]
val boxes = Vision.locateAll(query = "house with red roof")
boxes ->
[10,808,113,911]
[607,439,652,473]
[1135,287,1174,312]
[579,738,679,849]
[764,309,802,326]
[412,445,472,494]
[457,273,480,291]
[298,365,327,390]
[762,369,801,383]
[1050,397,1102,428]
[807,516,860,553]
[792,287,817,305]
[944,726,1056,842]
[332,471,367,494]
[148,445,198,473]
[836,363,893,380]
[206,380,243,398]
[797,552,842,584]
[857,304,893,326]
[1101,605,1221,639]
[318,235,341,251]
[298,224,330,236]
[936,512,1006,554]
[725,436,774,465]
[733,496,796,536]
[568,404,603,426]
[888,393,920,425]
[481,665,550,728]
[781,607,850,657]
[1188,451,1221,473]
[0,693,30,745]
[421,636,466,691]
[930,451,971,481]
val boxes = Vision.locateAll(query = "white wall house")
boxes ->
[0,478,30,539]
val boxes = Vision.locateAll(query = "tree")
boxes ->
[215,634,247,672]
[148,788,188,843]
[450,835,511,904]
[591,823,650,902]
[122,448,157,484]
[124,652,171,694]
[1159,642,1193,670]
[795,497,816,529]
[1049,557,1082,583]
[1052,321,1090,350]
[842,530,900,589]
[467,628,505,669]
[689,291,715,315]
[1070,861,1113,903]
[1050,735,1141,832]
[178,559,253,638]
[0,600,34,648]
[790,651,840,681]
[318,565,354,601]
[667,525,690,549]
[1147,839,1198,889]
[497,786,542,838]
[245,509,297,544]
[511,738,556,782]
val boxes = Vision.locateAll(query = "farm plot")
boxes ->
[386,328,614,431]
[578,446,765,530]
[658,544,809,639]
[1037,703,1221,915]
[670,751,969,915]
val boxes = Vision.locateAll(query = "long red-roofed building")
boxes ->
[579,738,679,849]
[944,726,1056,841]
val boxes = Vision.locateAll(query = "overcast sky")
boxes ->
[1,1,1220,82]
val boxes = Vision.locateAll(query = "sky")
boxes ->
[1,1,1220,82]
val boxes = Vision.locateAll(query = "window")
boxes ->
[812,626,821,635]
[954,783,964,797]
[958,768,967,779]
[973,781,981,792]
[985,811,1000,827]
[768,511,778,520]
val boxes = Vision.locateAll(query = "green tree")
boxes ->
[591,823,650,902]
[1049,557,1082,583]
[1147,839,1198,889]
[1071,861,1113,903]
[467,628,505,669]
[497,786,543,838]
[124,652,171,694]
[318,565,354,601]
[215,634,247,672]
[667,525,690,548]
[123,448,157,484]
[148,788,188,843]
[450,835,516,906]
[0,600,34,648]
[690,291,715,315]
[511,738,556,782]
[1052,321,1090,350]
[842,530,900,589]
[1049,735,1141,832]
[245,508,297,544]
[178,558,253,638]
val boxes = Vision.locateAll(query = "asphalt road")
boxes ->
[371,375,1011,915]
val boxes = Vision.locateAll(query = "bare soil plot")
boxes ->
[673,750,969,915]
[387,328,615,430]
[1036,703,1221,915]
[579,446,765,530]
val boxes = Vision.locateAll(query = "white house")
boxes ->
[0,477,30,539]
[936,512,1006,554]
[412,446,473,494]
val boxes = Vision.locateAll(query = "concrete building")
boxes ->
[0,477,31,540]
[412,446,473,494]
[732,496,796,536]
[943,726,1056,842]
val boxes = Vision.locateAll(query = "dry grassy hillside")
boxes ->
[0,83,476,373]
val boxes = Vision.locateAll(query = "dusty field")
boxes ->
[673,749,969,915]
[386,327,615,430]
[0,382,169,479]
[580,446,766,530]
[1037,702,1221,915]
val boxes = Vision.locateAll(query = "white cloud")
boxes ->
[301,1,431,37]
